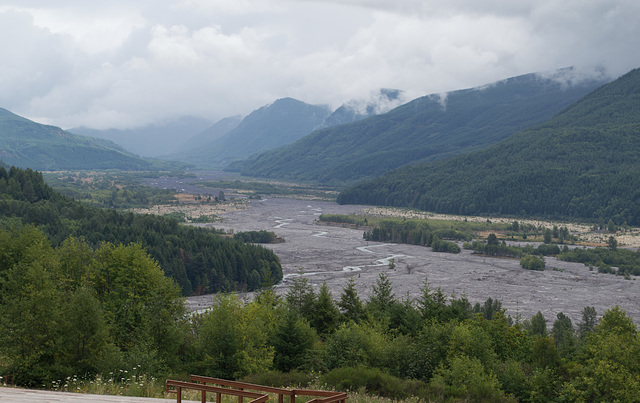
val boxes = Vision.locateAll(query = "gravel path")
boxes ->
[187,197,640,327]
[0,387,176,402]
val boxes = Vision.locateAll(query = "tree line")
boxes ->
[1,221,639,400]
[0,166,282,295]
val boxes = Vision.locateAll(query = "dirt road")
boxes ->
[187,197,640,327]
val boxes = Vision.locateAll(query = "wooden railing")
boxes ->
[165,375,348,403]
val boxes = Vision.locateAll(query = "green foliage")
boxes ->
[0,225,186,385]
[558,246,640,277]
[338,68,640,225]
[338,276,365,323]
[0,166,283,295]
[311,283,341,337]
[239,370,313,388]
[360,217,472,253]
[578,306,598,339]
[234,230,279,243]
[285,274,316,322]
[324,322,388,370]
[194,294,276,379]
[520,255,546,271]
[528,311,549,338]
[3,207,640,401]
[417,278,448,322]
[320,366,427,400]
[366,273,396,319]
[551,312,577,358]
[429,355,512,403]
[271,309,317,372]
[535,243,561,256]
[194,179,338,199]
[431,236,461,253]
[43,171,178,209]
[560,306,640,402]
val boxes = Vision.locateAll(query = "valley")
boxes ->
[186,197,640,326]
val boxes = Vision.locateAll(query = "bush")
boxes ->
[431,238,461,253]
[320,366,427,400]
[429,355,512,402]
[535,244,561,256]
[520,255,545,271]
[234,230,279,243]
[239,370,313,388]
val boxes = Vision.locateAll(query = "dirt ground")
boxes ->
[186,197,640,327]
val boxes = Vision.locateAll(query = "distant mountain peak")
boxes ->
[322,88,406,128]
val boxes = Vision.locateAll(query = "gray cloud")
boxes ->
[0,0,639,129]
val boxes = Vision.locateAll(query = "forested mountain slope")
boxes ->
[165,98,331,168]
[0,108,162,170]
[0,166,282,295]
[338,67,640,225]
[231,69,607,184]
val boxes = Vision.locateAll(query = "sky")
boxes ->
[1,0,639,130]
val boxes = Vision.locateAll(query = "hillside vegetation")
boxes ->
[231,69,607,184]
[0,166,282,295]
[0,108,171,171]
[338,67,640,225]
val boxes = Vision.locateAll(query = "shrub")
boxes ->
[535,244,561,256]
[520,255,545,271]
[240,370,313,388]
[320,366,427,400]
[431,238,461,253]
[429,355,512,402]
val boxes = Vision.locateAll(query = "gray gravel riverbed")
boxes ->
[186,197,640,326]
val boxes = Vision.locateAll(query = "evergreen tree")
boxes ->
[529,311,548,337]
[578,306,598,339]
[285,273,316,322]
[367,273,396,319]
[417,277,448,321]
[551,312,576,357]
[272,308,316,371]
[338,276,364,323]
[311,283,340,337]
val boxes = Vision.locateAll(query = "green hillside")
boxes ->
[166,98,331,168]
[0,108,164,170]
[231,69,607,184]
[338,68,640,225]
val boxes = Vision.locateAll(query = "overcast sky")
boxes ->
[1,0,639,130]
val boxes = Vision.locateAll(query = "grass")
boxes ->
[192,179,340,201]
[26,370,433,402]
[45,368,164,398]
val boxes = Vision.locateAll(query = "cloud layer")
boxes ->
[1,0,639,129]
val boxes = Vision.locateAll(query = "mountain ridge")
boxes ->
[230,68,609,184]
[0,108,168,171]
[337,67,640,225]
